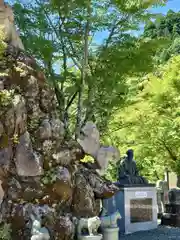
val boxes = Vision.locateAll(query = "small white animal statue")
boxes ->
[100,210,121,228]
[77,216,101,236]
[30,214,50,240]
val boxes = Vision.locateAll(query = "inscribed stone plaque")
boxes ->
[130,198,153,223]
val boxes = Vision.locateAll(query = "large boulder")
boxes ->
[77,121,120,172]
[0,44,119,240]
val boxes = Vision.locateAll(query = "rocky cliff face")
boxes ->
[0,44,119,239]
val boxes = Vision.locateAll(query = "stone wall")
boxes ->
[0,44,119,239]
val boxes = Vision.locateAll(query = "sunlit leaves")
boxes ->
[143,10,180,63]
[105,55,180,181]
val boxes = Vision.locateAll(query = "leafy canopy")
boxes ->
[105,55,180,181]
[12,0,167,135]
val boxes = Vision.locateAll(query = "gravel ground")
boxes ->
[120,225,180,240]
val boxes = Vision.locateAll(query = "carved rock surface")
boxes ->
[15,131,43,176]
[77,122,120,172]
[52,167,73,202]
[72,172,98,217]
[38,119,52,140]
[0,121,4,136]
[0,146,13,178]
[77,121,100,157]
[53,216,75,240]
[13,95,27,135]
[24,75,39,98]
[96,145,120,171]
[50,118,65,140]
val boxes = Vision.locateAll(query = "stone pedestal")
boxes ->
[103,184,157,235]
[78,235,102,240]
[103,227,119,240]
[161,188,180,227]
[161,204,180,226]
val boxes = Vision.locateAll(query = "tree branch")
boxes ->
[81,15,130,126]
[34,0,82,70]
[161,139,177,161]
[65,90,78,112]
[75,2,91,138]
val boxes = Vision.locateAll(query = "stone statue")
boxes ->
[0,0,24,49]
[118,149,148,185]
[156,180,168,217]
[100,210,121,228]
[30,213,50,240]
[76,216,101,236]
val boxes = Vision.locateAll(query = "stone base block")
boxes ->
[78,235,102,240]
[103,185,157,234]
[103,227,119,240]
[161,213,180,227]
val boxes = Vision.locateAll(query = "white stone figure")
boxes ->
[77,121,120,172]
[0,0,24,50]
[156,180,169,215]
[100,210,121,228]
[30,214,50,240]
[77,216,101,236]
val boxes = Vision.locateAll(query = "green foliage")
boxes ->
[42,168,57,185]
[105,55,180,180]
[0,90,14,107]
[27,118,40,134]
[80,155,94,163]
[10,0,174,182]
[104,161,118,181]
[12,0,166,134]
[0,223,11,240]
[0,28,7,59]
[143,10,180,63]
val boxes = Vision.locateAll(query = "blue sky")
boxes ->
[152,0,180,13]
[94,0,180,44]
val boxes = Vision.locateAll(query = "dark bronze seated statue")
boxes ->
[118,149,148,185]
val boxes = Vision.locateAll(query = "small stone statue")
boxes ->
[118,149,148,185]
[77,216,101,236]
[30,214,50,240]
[156,180,168,217]
[100,209,121,228]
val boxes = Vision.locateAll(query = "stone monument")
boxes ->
[117,149,148,185]
[156,180,168,218]
[103,149,157,235]
[76,216,102,240]
[161,188,180,227]
[99,208,121,240]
